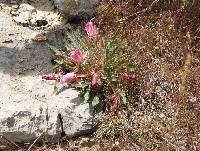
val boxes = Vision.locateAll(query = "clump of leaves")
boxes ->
[43,21,139,111]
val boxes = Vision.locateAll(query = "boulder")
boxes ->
[0,9,96,144]
[0,79,95,143]
[53,0,99,18]
[11,2,63,29]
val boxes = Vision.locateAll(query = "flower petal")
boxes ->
[85,21,98,38]
[70,49,86,65]
[60,72,77,84]
[111,92,120,112]
[91,71,100,86]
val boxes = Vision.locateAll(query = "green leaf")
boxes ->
[104,35,110,50]
[129,68,135,72]
[92,96,100,107]
[119,91,127,104]
[81,81,90,88]
[109,75,118,82]
[84,91,90,103]
[54,59,64,65]
[106,28,122,54]
[102,50,107,59]
[69,83,81,89]
[65,29,87,51]
[64,61,75,68]
[81,64,89,71]
[104,64,110,73]
[47,44,57,53]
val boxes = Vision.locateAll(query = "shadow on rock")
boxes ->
[0,31,64,76]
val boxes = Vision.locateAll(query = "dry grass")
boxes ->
[92,0,200,150]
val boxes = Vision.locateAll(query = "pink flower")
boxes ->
[42,73,58,80]
[111,92,120,112]
[70,49,86,65]
[85,21,98,38]
[91,71,100,87]
[60,72,77,84]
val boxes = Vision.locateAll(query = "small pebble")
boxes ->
[31,32,47,41]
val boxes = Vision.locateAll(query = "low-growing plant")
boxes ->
[43,21,139,111]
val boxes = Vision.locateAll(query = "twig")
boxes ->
[27,133,43,151]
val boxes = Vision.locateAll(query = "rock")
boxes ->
[17,3,36,12]
[0,37,12,43]
[53,0,99,18]
[0,82,95,143]
[13,11,30,25]
[11,2,62,29]
[12,3,36,26]
[10,0,18,5]
[11,5,19,10]
[0,10,97,144]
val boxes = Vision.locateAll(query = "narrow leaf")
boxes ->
[54,59,64,65]
[110,75,118,82]
[119,91,127,104]
[92,96,100,107]
[84,91,90,103]
[47,44,57,53]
